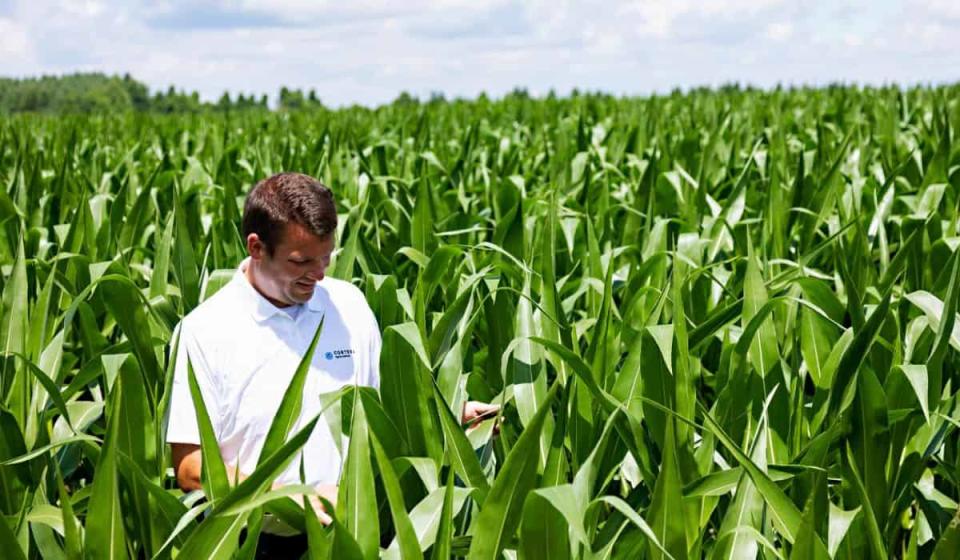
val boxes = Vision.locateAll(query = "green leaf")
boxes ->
[843,443,887,560]
[699,406,803,543]
[789,478,830,560]
[4,350,74,432]
[712,420,769,560]
[177,413,323,558]
[100,275,162,398]
[467,382,559,559]
[54,462,82,560]
[932,505,960,560]
[116,451,190,554]
[894,365,929,423]
[390,322,432,371]
[1,235,29,424]
[411,177,435,254]
[743,241,779,378]
[850,367,891,542]
[338,388,379,559]
[149,214,174,299]
[432,382,490,499]
[84,383,129,560]
[173,183,201,311]
[827,287,892,418]
[380,323,438,458]
[186,357,230,502]
[386,485,471,557]
[528,337,619,412]
[595,496,677,560]
[926,243,960,408]
[370,426,422,560]
[526,484,585,549]
[647,418,688,560]
[827,503,860,558]
[304,487,332,560]
[799,305,835,387]
[0,434,100,466]
[258,316,325,464]
[509,274,547,436]
[0,512,26,560]
[218,484,317,516]
[431,467,457,560]
[905,290,960,351]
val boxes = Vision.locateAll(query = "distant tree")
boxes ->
[507,87,530,99]
[59,79,131,113]
[217,92,232,111]
[393,91,419,107]
[279,87,305,110]
[0,73,145,113]
[122,73,150,110]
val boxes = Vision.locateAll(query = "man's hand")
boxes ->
[172,443,339,526]
[171,443,203,491]
[461,401,500,434]
[303,484,337,526]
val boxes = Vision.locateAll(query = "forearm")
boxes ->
[176,455,330,497]
[172,443,336,524]
[171,444,253,492]
[178,461,280,492]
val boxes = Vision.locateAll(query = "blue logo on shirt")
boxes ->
[324,349,354,360]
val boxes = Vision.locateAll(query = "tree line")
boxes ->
[0,72,330,114]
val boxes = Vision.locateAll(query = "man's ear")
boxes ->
[246,233,266,260]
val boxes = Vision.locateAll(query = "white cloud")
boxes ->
[0,17,32,62]
[619,0,788,38]
[0,0,957,106]
[914,0,960,19]
[843,33,863,47]
[764,21,792,41]
[61,0,105,17]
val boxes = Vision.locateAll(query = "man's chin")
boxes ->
[290,288,313,303]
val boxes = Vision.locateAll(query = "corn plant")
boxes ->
[1,85,960,559]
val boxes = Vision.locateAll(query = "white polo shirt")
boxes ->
[166,258,381,487]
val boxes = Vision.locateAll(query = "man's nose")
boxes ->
[307,263,326,281]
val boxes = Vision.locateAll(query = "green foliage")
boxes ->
[0,72,269,114]
[0,83,959,558]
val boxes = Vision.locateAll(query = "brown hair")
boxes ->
[242,172,338,255]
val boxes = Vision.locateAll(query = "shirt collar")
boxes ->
[234,257,325,322]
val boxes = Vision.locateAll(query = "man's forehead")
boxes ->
[278,222,335,251]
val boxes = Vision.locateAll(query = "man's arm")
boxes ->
[170,442,337,524]
[170,442,254,490]
[462,401,499,424]
[171,442,203,491]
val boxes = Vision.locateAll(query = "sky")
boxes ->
[0,0,958,107]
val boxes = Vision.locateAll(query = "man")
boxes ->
[166,172,496,557]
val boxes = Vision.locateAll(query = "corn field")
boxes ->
[1,86,960,559]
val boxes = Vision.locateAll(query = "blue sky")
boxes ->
[1,0,957,107]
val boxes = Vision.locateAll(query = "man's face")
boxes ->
[247,222,335,307]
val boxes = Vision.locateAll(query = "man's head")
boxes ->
[242,172,338,307]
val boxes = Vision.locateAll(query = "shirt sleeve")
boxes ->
[165,320,222,445]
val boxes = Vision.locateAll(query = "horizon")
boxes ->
[1,1,958,109]
[3,71,960,111]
